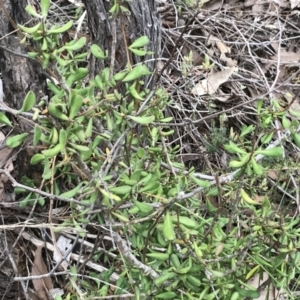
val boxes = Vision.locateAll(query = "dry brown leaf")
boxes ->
[248,272,276,299]
[191,67,235,95]
[271,50,300,64]
[31,246,54,300]
[202,30,230,53]
[220,53,238,67]
[216,41,230,54]
[267,170,278,180]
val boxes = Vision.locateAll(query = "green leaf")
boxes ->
[42,144,62,158]
[69,91,83,120]
[133,199,153,213]
[251,158,263,176]
[163,211,176,241]
[30,153,45,165]
[146,252,169,261]
[224,141,246,154]
[64,37,87,51]
[256,99,263,114]
[235,282,260,298]
[108,186,132,195]
[41,0,50,17]
[129,48,148,56]
[229,153,251,168]
[111,212,129,222]
[60,183,83,198]
[170,216,197,229]
[260,132,273,144]
[66,68,89,86]
[128,115,155,125]
[122,64,152,82]
[0,112,12,126]
[47,21,73,34]
[18,91,36,113]
[25,4,42,18]
[54,54,71,67]
[254,147,283,157]
[190,175,211,188]
[18,22,41,34]
[129,36,149,48]
[6,133,29,148]
[292,132,300,147]
[241,125,255,137]
[282,114,290,129]
[90,44,106,59]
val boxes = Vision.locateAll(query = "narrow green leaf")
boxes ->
[18,91,36,113]
[255,147,283,157]
[122,64,152,82]
[190,175,211,188]
[224,141,246,154]
[41,0,50,17]
[129,36,149,48]
[129,48,148,56]
[163,211,176,241]
[60,183,83,198]
[64,37,87,51]
[90,44,106,59]
[66,68,88,86]
[128,115,155,125]
[0,112,12,126]
[18,22,41,34]
[111,212,129,222]
[69,92,83,120]
[47,21,73,34]
[30,153,45,165]
[25,4,42,18]
[109,185,131,195]
[6,133,29,148]
[241,125,255,137]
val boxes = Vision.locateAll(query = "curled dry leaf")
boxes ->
[31,246,54,300]
[191,67,235,96]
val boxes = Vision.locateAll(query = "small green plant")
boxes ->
[205,122,227,153]
[3,0,300,299]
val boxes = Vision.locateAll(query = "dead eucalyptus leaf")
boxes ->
[216,41,230,54]
[220,53,238,67]
[191,67,235,96]
[202,30,230,53]
[271,50,300,64]
[31,246,53,300]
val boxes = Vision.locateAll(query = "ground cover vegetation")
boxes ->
[1,0,300,299]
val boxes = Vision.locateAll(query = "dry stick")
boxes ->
[0,169,90,207]
[155,6,203,84]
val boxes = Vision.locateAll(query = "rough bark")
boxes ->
[82,0,161,87]
[0,1,47,298]
[0,0,47,110]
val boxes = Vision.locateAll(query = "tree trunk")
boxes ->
[82,0,161,87]
[0,1,47,299]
